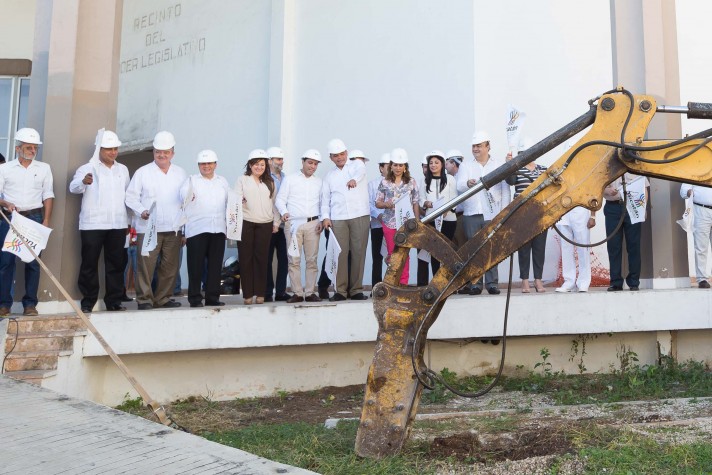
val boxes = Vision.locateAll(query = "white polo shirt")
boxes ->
[320,159,369,221]
[0,159,55,211]
[456,156,511,220]
[69,161,130,230]
[275,171,322,219]
[125,161,187,233]
[180,174,229,239]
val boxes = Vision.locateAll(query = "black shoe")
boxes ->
[287,295,304,303]
[137,303,153,310]
[161,300,182,308]
[457,287,471,295]
[607,285,623,292]
[329,293,347,302]
[699,280,711,289]
[350,293,368,301]
[487,286,501,295]
[120,295,133,302]
[190,302,204,308]
[470,287,482,296]
[80,306,93,313]
[205,301,225,306]
[629,286,639,291]
[263,295,274,303]
[318,288,330,299]
[305,294,322,302]
[275,294,291,302]
[106,304,126,311]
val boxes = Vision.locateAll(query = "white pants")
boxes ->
[692,204,712,282]
[559,208,591,291]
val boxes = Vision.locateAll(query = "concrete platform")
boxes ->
[0,375,315,475]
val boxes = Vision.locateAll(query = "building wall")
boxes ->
[0,0,36,60]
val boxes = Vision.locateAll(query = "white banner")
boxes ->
[141,202,158,256]
[324,231,342,283]
[506,105,526,156]
[621,177,647,224]
[395,194,414,230]
[174,176,193,233]
[677,197,694,233]
[2,211,52,263]
[226,190,243,241]
[287,218,307,258]
[433,197,446,232]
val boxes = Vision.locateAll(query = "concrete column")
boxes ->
[266,0,296,173]
[26,0,123,311]
[610,0,689,289]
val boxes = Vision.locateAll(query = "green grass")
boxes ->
[204,420,440,475]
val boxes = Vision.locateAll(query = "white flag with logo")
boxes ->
[395,194,414,230]
[506,105,526,157]
[324,231,342,283]
[621,176,647,224]
[287,218,307,258]
[677,197,694,233]
[174,177,194,233]
[226,190,244,241]
[2,211,52,263]
[141,202,158,256]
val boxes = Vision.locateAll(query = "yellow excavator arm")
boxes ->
[355,89,712,458]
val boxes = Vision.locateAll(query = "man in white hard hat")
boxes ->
[319,138,370,301]
[456,131,511,295]
[275,149,324,303]
[181,150,229,307]
[368,153,390,293]
[69,130,130,313]
[264,146,290,302]
[125,131,187,310]
[0,128,54,316]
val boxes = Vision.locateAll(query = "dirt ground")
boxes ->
[149,384,712,473]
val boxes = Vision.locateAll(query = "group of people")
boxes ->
[7,124,707,318]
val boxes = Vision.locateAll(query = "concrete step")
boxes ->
[5,369,57,385]
[4,332,78,353]
[11,315,84,333]
[2,350,72,372]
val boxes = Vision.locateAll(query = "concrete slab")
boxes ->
[0,375,316,475]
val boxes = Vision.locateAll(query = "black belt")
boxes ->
[306,216,320,222]
[2,207,42,217]
[455,211,464,217]
[605,200,625,205]
[695,202,712,210]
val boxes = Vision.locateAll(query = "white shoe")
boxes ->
[577,287,589,292]
[555,286,576,293]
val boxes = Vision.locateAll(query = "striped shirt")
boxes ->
[506,164,547,197]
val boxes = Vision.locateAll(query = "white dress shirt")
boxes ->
[368,177,383,229]
[456,156,511,219]
[275,171,322,218]
[320,159,369,220]
[180,174,229,239]
[418,175,458,222]
[681,183,712,206]
[125,161,187,233]
[69,161,130,230]
[0,159,55,211]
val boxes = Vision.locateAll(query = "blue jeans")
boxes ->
[0,213,42,309]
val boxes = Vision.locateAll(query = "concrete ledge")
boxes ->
[82,288,712,357]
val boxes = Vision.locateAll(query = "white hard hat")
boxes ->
[471,130,490,145]
[153,131,176,150]
[379,153,391,165]
[197,149,218,163]
[518,138,535,152]
[266,146,284,159]
[425,150,445,162]
[302,149,322,162]
[15,128,42,145]
[421,155,428,165]
[100,130,122,148]
[349,149,368,161]
[328,138,347,155]
[248,148,269,160]
[390,148,408,164]
[446,149,463,165]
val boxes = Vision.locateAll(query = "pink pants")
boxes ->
[382,225,409,285]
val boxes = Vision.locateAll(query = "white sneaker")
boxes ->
[577,287,589,292]
[555,286,576,293]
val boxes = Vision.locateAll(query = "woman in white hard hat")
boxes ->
[235,150,280,304]
[418,150,458,281]
[375,148,420,285]
[181,150,230,308]
[506,139,548,293]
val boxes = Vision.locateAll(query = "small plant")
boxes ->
[202,386,217,407]
[534,347,553,377]
[275,389,290,404]
[115,393,143,412]
[617,344,640,373]
[321,394,336,407]
[421,367,458,404]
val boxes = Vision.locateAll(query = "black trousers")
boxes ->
[370,227,384,287]
[266,227,288,297]
[187,232,226,305]
[78,229,128,308]
[604,201,642,288]
[517,229,548,280]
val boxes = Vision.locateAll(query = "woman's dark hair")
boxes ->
[424,155,446,194]
[245,157,275,197]
[386,163,411,184]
